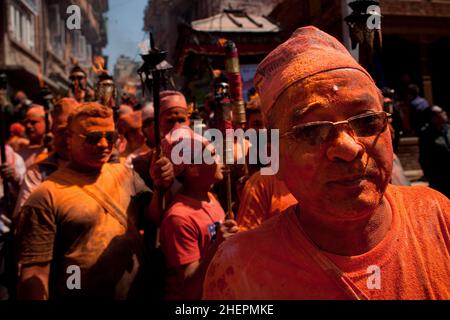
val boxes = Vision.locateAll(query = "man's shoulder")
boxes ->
[247,170,278,189]
[387,184,449,219]
[388,184,448,204]
[103,161,135,180]
[163,199,197,223]
[22,178,60,209]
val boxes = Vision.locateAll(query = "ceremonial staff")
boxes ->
[0,73,11,212]
[138,33,172,153]
[224,41,246,128]
[223,40,247,219]
[137,33,173,210]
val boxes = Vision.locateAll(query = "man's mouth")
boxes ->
[95,151,111,159]
[327,174,372,187]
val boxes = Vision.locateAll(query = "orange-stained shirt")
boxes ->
[237,171,297,231]
[15,161,151,299]
[203,185,450,300]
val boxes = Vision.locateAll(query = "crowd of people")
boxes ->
[0,26,448,300]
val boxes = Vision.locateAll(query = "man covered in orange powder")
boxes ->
[14,102,155,299]
[159,91,190,136]
[203,26,449,300]
[117,109,148,162]
[132,91,189,190]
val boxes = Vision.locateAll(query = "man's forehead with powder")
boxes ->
[70,115,114,133]
[275,70,382,127]
[254,26,374,118]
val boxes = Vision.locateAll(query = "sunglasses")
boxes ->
[78,131,118,145]
[282,111,391,146]
[70,75,86,81]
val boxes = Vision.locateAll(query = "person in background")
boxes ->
[11,91,32,124]
[7,123,29,153]
[406,84,430,135]
[19,105,48,168]
[12,98,79,219]
[117,110,148,163]
[382,91,410,186]
[419,105,450,198]
[159,91,190,136]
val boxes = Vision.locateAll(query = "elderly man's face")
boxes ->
[160,108,190,136]
[276,69,393,219]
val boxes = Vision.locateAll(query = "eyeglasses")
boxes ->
[282,111,391,146]
[78,131,118,145]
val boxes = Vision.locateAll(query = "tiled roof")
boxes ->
[191,10,280,33]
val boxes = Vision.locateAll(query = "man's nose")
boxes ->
[97,137,110,148]
[326,129,364,162]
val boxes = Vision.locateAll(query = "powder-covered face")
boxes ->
[160,108,190,136]
[68,115,115,169]
[275,69,393,221]
[24,112,46,143]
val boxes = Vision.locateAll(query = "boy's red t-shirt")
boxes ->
[160,192,225,299]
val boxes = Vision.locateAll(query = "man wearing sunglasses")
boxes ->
[204,26,449,300]
[15,102,156,299]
